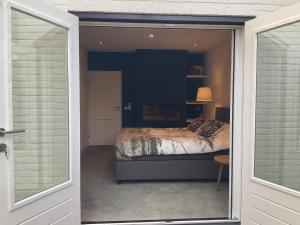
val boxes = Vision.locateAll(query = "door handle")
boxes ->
[112,106,120,111]
[124,103,132,111]
[0,128,26,137]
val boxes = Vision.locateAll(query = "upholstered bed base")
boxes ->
[115,158,228,182]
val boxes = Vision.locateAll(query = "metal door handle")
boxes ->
[0,128,25,137]
[124,103,132,111]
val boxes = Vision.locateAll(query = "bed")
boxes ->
[115,107,230,182]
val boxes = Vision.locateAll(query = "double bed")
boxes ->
[115,107,230,182]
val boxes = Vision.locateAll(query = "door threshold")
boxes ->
[82,218,240,225]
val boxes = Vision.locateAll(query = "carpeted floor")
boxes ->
[81,146,229,222]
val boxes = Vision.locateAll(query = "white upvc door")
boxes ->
[242,3,300,225]
[0,0,80,225]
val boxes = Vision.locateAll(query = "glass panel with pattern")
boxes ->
[255,21,300,192]
[11,9,69,202]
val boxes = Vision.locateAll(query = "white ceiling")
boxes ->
[79,26,231,52]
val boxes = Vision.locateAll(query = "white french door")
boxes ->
[242,3,300,225]
[0,0,80,225]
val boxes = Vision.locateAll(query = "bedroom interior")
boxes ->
[79,26,233,222]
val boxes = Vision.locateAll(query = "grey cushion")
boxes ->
[196,120,224,138]
[187,117,205,132]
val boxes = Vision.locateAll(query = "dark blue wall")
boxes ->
[187,53,204,69]
[136,49,187,127]
[88,51,204,127]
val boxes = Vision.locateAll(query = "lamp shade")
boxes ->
[196,87,213,102]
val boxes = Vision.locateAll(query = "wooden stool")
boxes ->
[214,155,229,191]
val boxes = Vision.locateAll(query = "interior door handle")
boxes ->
[124,103,132,111]
[0,128,26,137]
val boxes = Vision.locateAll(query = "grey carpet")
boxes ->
[81,146,229,222]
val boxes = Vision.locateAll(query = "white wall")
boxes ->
[204,36,232,120]
[79,44,89,150]
[48,0,300,16]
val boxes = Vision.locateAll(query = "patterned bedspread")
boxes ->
[115,124,229,160]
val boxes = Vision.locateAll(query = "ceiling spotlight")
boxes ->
[99,41,103,46]
[194,43,198,47]
[148,34,154,39]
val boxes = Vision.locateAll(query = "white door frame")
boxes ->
[79,21,244,223]
[230,28,245,220]
[0,0,80,224]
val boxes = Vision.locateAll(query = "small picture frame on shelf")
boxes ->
[189,65,204,75]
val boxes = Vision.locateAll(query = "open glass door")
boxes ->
[0,0,80,224]
[242,2,300,225]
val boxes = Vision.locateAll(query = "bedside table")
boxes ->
[214,155,229,191]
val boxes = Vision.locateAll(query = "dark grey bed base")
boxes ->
[115,107,230,182]
[116,159,228,181]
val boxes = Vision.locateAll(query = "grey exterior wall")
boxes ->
[47,0,300,17]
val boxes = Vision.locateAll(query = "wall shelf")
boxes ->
[186,118,197,123]
[186,101,208,105]
[186,59,205,122]
[186,75,207,79]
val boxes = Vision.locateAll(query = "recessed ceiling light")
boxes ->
[99,41,103,46]
[148,34,154,39]
[194,43,198,47]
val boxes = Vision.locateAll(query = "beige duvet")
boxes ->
[115,123,229,159]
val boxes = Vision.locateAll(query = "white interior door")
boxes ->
[0,0,80,225]
[88,71,122,145]
[242,3,300,225]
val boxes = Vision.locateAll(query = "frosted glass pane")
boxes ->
[11,9,69,202]
[255,22,300,192]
